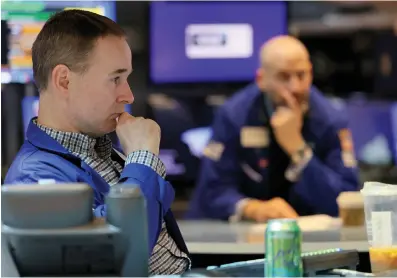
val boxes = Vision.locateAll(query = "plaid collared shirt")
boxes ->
[35,120,191,275]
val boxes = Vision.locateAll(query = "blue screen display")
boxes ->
[150,1,287,84]
[347,101,397,165]
[22,96,39,134]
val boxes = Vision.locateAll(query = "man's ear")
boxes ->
[255,67,267,91]
[51,64,70,95]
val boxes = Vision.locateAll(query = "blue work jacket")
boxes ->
[4,119,189,256]
[187,84,359,220]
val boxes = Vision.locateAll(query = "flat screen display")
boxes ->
[21,96,39,133]
[347,101,397,165]
[1,1,116,84]
[150,1,288,84]
[152,97,215,181]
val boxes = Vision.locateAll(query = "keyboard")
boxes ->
[183,249,360,277]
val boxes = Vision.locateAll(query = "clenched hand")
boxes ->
[270,87,305,156]
[115,112,161,156]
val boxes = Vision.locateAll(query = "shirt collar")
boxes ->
[264,94,275,116]
[33,119,113,159]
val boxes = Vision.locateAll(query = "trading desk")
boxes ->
[178,221,371,272]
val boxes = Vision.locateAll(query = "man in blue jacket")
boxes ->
[4,10,190,275]
[187,35,359,222]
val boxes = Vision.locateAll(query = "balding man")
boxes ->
[186,36,359,222]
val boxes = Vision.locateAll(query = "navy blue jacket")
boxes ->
[5,119,188,255]
[187,84,359,220]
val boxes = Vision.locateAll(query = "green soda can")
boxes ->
[265,219,303,277]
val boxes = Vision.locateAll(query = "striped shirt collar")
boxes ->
[33,119,113,160]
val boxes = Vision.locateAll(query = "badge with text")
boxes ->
[338,128,354,152]
[202,140,225,161]
[338,128,357,167]
[240,127,269,148]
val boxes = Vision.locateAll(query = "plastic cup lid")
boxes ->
[361,181,397,196]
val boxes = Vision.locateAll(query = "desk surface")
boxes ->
[178,220,369,254]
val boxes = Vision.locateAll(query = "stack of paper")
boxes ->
[249,214,342,234]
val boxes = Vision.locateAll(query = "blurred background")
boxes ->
[1,0,397,218]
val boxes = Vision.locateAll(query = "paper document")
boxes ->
[249,214,342,233]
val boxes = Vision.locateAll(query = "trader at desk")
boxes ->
[187,35,360,222]
[4,10,190,276]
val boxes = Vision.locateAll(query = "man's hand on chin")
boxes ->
[115,112,161,156]
[270,88,306,156]
[271,107,306,156]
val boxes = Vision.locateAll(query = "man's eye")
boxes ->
[113,77,120,84]
[278,73,289,82]
[297,71,306,80]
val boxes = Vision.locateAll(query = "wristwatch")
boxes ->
[286,143,313,182]
[291,143,310,165]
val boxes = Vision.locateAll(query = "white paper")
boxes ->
[249,214,342,234]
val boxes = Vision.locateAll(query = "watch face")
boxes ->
[292,145,307,164]
[292,153,300,164]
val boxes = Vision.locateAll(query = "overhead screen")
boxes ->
[1,1,116,84]
[150,1,288,84]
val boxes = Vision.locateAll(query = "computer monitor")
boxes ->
[1,1,117,84]
[149,1,288,84]
[21,96,39,133]
[346,100,397,166]
[149,95,216,187]
[1,183,149,277]
[1,20,10,67]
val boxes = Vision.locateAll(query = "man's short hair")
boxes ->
[32,9,125,92]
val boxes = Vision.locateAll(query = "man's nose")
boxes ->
[117,84,134,105]
[288,75,302,93]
